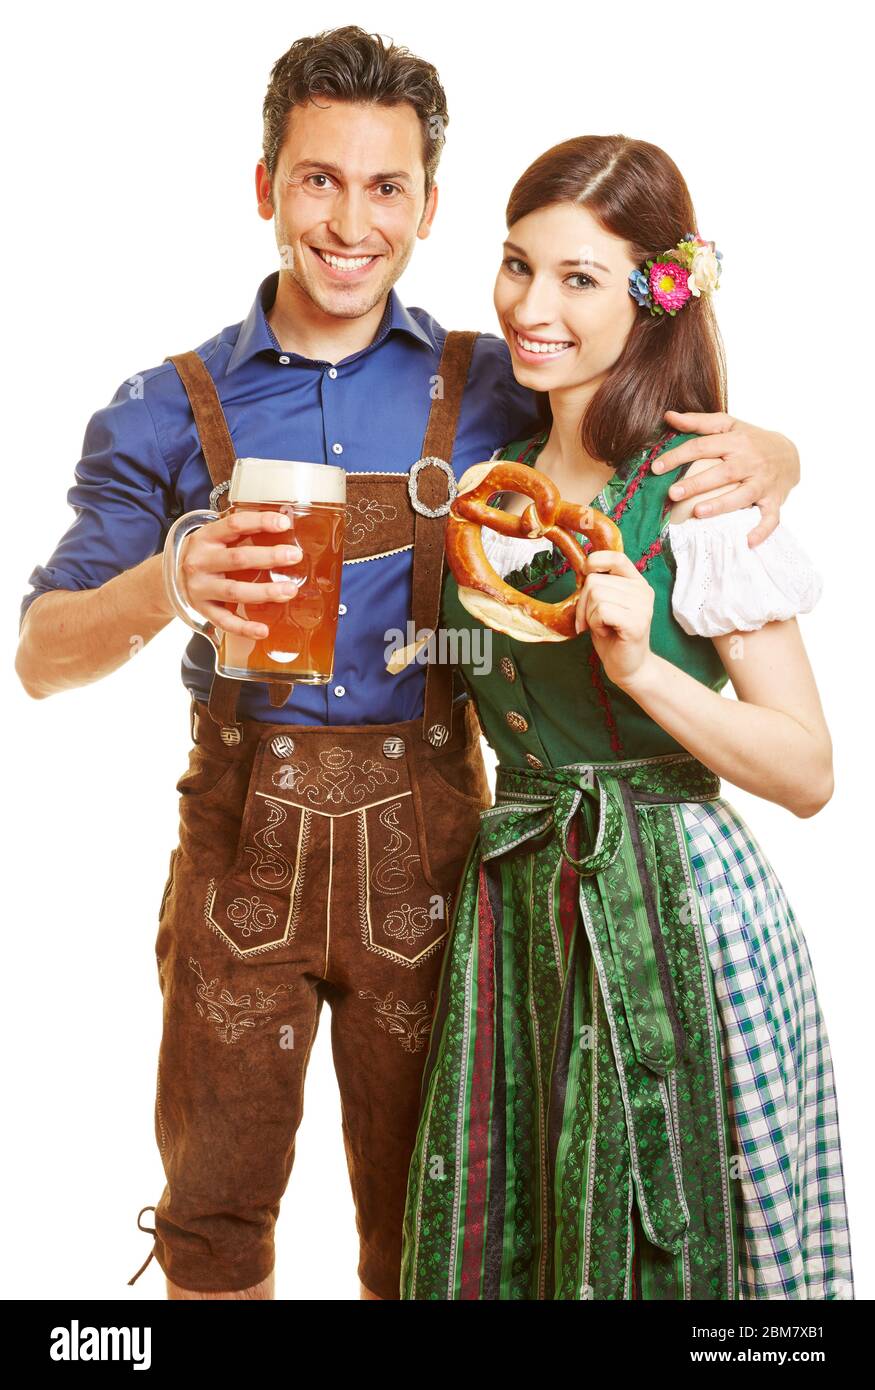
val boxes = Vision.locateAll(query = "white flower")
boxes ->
[687,245,721,297]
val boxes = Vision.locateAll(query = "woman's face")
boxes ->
[494,202,639,395]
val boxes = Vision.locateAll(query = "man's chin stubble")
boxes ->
[296,268,397,321]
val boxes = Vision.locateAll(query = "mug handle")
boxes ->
[163,509,221,640]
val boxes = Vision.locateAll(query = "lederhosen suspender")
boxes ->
[164,329,478,747]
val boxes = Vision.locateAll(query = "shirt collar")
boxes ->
[225,270,434,374]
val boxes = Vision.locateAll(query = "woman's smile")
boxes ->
[508,324,575,364]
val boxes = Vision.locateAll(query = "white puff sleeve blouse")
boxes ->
[476,506,823,642]
[667,507,823,638]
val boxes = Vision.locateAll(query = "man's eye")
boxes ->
[376,183,401,197]
[307,174,334,190]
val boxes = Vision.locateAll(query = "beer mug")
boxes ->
[163,457,346,684]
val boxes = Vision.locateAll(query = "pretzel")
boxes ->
[445,460,623,642]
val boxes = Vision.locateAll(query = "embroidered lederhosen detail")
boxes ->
[342,473,409,561]
[188,957,295,1044]
[358,988,437,1052]
[202,724,454,968]
[355,797,449,969]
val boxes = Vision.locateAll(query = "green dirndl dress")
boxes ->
[400,429,854,1301]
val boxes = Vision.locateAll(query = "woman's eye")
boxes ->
[566,272,596,290]
[503,257,530,276]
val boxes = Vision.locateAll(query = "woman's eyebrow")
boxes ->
[503,239,610,274]
[561,257,610,273]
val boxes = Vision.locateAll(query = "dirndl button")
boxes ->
[525,753,544,769]
[505,710,529,733]
[382,736,405,758]
[270,734,296,758]
[499,656,517,682]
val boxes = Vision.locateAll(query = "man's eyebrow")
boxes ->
[288,160,413,183]
[503,239,611,274]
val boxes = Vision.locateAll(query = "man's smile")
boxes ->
[308,246,382,278]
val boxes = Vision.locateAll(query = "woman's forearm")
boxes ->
[617,652,833,817]
[15,554,176,699]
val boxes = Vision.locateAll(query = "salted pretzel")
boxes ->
[445,460,623,642]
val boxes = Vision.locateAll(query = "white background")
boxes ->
[3,0,872,1301]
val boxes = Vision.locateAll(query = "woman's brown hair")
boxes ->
[506,134,727,468]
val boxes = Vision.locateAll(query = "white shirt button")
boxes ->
[333,684,346,697]
[327,367,338,379]
[278,355,290,365]
[332,443,343,455]
[338,603,347,615]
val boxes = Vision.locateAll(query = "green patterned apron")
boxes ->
[402,752,739,1300]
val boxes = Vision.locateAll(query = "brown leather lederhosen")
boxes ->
[127,332,493,1299]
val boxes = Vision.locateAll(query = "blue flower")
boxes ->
[628,269,650,306]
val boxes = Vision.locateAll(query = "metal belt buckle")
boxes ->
[408,457,457,518]
[209,480,230,512]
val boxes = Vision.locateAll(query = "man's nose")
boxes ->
[326,190,372,248]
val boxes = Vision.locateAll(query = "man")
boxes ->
[15,26,800,1301]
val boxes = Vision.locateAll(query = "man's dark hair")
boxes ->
[263,27,449,201]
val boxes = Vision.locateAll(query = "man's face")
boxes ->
[257,99,437,320]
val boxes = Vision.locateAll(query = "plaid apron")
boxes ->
[682,799,855,1300]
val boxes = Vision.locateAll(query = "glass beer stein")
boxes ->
[163,457,346,684]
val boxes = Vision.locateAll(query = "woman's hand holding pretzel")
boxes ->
[446,461,623,642]
[575,551,655,687]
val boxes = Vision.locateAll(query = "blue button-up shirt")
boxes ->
[20,271,542,724]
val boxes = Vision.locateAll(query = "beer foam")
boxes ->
[230,458,346,505]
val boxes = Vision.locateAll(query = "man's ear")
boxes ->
[418,182,439,240]
[255,160,274,222]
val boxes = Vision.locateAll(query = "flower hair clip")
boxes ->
[628,232,723,317]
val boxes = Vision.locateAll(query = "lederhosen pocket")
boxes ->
[357,781,450,970]
[370,703,490,967]
[203,734,312,961]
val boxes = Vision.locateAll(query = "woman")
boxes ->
[400,136,854,1300]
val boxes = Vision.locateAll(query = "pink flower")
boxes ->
[649,261,692,313]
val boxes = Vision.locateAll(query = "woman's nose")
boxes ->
[513,279,560,329]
